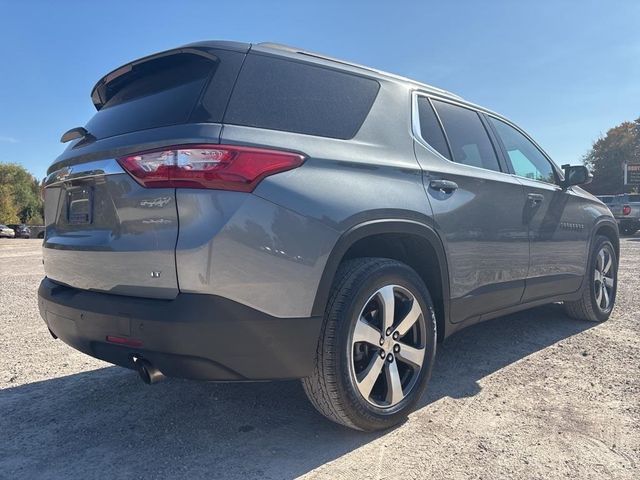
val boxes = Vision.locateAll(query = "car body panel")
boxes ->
[175,190,339,318]
[610,194,640,233]
[414,142,530,323]
[43,171,179,299]
[516,179,595,302]
[0,225,15,238]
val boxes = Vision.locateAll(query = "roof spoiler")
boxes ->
[89,41,249,110]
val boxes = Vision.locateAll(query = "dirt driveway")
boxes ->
[0,238,638,479]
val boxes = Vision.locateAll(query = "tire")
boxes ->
[302,257,437,431]
[564,235,617,322]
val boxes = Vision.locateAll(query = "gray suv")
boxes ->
[39,41,619,431]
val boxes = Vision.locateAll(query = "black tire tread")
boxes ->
[563,235,615,323]
[302,258,389,430]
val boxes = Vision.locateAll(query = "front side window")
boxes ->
[432,100,502,172]
[489,117,556,184]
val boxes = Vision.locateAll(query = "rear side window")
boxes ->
[432,100,502,172]
[86,54,217,139]
[224,54,380,139]
[416,96,451,160]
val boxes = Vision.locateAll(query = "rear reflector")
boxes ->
[117,144,305,191]
[623,205,631,216]
[106,335,143,348]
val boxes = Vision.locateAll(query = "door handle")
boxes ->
[430,179,458,193]
[527,193,545,205]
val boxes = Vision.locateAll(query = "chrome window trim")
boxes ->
[411,91,451,161]
[411,90,563,186]
[411,91,509,177]
[44,159,125,187]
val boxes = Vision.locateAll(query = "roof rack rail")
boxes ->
[255,42,462,100]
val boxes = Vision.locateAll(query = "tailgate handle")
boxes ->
[44,159,125,187]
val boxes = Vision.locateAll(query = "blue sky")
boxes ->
[1,0,638,179]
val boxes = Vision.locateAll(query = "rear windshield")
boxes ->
[85,54,216,139]
[224,54,380,139]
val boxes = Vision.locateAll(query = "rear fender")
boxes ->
[311,219,452,336]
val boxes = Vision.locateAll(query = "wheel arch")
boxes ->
[593,218,620,259]
[312,219,451,341]
[575,217,620,295]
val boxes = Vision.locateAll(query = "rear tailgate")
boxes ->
[44,162,179,298]
[43,43,247,299]
[629,203,640,220]
[627,196,640,220]
[609,201,623,217]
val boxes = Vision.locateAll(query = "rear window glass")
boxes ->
[432,100,502,172]
[224,54,380,139]
[85,54,216,139]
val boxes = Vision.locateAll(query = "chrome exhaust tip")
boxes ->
[133,357,165,384]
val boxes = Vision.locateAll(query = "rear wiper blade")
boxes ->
[60,127,90,143]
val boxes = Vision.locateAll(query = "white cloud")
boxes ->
[0,136,18,143]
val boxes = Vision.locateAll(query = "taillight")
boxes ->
[117,144,305,192]
[623,205,631,216]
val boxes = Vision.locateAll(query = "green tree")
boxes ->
[583,118,640,195]
[0,163,44,224]
[0,184,20,223]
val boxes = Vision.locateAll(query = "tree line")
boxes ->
[583,117,640,195]
[0,163,44,224]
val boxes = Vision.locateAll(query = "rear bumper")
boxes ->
[38,278,322,381]
[617,217,640,227]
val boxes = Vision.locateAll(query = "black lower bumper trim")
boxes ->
[618,218,640,228]
[38,278,322,381]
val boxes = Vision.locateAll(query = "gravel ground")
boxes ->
[0,238,638,479]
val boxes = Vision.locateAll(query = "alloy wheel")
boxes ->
[594,246,615,312]
[349,285,427,408]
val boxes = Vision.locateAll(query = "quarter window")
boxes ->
[225,54,380,139]
[432,100,501,172]
[489,117,556,184]
[416,96,451,160]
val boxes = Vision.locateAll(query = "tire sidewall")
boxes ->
[332,261,437,430]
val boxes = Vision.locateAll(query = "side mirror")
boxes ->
[561,164,592,188]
